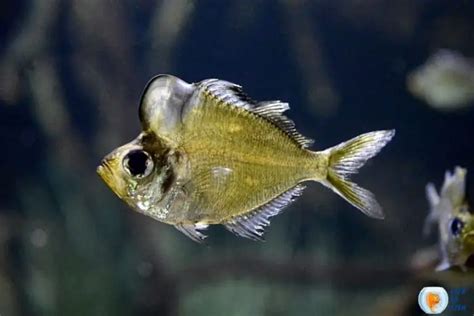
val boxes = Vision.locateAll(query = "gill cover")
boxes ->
[139,74,195,145]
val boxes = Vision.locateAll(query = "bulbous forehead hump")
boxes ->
[139,74,195,132]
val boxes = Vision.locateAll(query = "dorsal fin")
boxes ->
[224,185,306,240]
[196,79,314,148]
[198,79,258,110]
[175,223,208,243]
[252,102,314,148]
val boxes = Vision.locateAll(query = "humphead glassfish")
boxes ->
[425,167,474,271]
[97,75,395,242]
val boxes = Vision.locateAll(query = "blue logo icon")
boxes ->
[418,287,449,314]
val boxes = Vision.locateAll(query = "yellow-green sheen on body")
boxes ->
[179,95,323,223]
[97,75,394,242]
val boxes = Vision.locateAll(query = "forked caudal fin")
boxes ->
[320,130,395,219]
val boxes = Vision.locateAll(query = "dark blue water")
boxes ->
[1,1,473,315]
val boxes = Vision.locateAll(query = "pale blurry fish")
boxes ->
[407,49,474,110]
[425,167,474,270]
[97,75,395,242]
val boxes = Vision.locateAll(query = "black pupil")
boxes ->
[450,217,464,236]
[126,150,149,176]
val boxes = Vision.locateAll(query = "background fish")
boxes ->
[5,2,474,313]
[425,167,474,271]
[407,49,474,110]
[97,75,395,242]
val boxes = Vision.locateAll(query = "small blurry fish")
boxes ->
[97,75,395,242]
[407,49,474,110]
[425,167,474,271]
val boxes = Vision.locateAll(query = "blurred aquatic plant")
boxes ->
[148,0,195,72]
[280,0,339,117]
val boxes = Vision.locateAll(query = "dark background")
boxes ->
[0,0,473,315]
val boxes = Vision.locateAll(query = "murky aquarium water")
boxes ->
[1,1,474,315]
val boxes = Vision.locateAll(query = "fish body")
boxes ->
[179,91,319,224]
[97,75,394,241]
[425,167,474,270]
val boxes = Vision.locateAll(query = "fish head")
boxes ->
[459,208,474,254]
[139,74,194,144]
[443,206,474,267]
[97,137,174,216]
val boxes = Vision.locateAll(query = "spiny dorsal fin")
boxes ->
[198,79,258,110]
[175,223,208,243]
[224,185,306,240]
[198,79,314,148]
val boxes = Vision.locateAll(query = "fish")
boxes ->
[425,167,474,271]
[407,49,474,110]
[97,75,395,242]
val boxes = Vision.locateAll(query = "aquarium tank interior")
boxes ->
[1,1,474,315]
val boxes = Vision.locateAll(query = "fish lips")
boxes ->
[97,157,127,198]
[97,159,114,188]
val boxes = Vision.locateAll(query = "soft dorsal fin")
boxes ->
[224,185,306,240]
[175,223,208,243]
[196,79,313,148]
[252,102,314,148]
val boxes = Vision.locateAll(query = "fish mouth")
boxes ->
[96,162,107,178]
[96,159,126,198]
[96,164,104,176]
[97,160,113,184]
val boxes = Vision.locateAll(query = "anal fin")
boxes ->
[224,185,305,240]
[175,223,208,243]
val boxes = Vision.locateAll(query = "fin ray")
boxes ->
[426,182,440,207]
[198,79,257,110]
[252,102,314,148]
[175,223,208,243]
[441,167,467,207]
[321,130,395,219]
[424,183,440,236]
[224,185,305,240]
[196,80,313,148]
[436,244,452,271]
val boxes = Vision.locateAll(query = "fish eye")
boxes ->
[450,217,464,236]
[123,150,154,178]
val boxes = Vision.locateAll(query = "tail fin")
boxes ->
[321,130,395,219]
